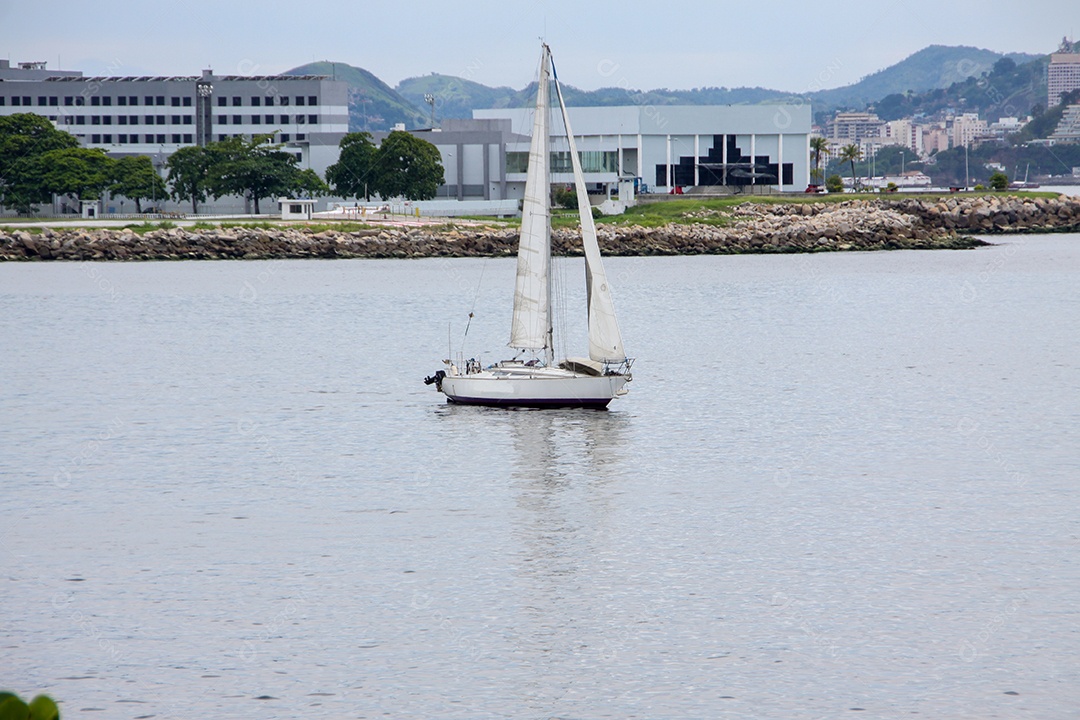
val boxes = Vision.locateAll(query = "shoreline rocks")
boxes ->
[2,194,1078,262]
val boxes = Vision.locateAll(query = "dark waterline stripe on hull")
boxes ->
[445,396,612,410]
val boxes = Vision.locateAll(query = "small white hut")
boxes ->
[279,198,315,220]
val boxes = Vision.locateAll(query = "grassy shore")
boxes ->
[0,190,1063,235]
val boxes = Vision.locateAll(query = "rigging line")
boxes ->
[459,258,488,352]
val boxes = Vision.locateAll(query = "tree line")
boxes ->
[0,113,444,215]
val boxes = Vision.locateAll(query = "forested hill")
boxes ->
[287,45,1044,131]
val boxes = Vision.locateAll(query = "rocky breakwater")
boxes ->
[1,194,1077,262]
[890,193,1080,234]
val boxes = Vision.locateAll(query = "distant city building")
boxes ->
[951,113,987,148]
[922,126,950,154]
[1048,37,1080,106]
[882,119,922,154]
[0,59,348,176]
[1050,104,1080,143]
[825,111,884,142]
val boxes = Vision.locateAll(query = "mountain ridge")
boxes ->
[285,45,1046,131]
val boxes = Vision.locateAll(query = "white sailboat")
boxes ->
[424,43,632,409]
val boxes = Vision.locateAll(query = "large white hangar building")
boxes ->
[472,103,812,196]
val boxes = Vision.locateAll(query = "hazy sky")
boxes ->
[1,1,1073,92]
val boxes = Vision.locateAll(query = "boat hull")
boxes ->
[440,372,628,409]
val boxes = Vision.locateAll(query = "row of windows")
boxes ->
[215,114,319,125]
[60,115,194,126]
[82,132,308,145]
[88,133,192,144]
[506,150,620,174]
[0,95,192,107]
[215,95,319,107]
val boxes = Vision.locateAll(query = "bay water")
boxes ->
[2,234,1078,718]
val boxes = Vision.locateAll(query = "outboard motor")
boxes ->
[423,370,446,391]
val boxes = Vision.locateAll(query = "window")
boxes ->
[232,96,241,106]
[296,133,305,141]
[296,115,305,124]
[308,96,317,106]
[280,114,289,124]
[49,96,58,105]
[265,114,273,123]
[119,116,128,125]
[8,97,17,106]
[156,96,165,106]
[76,116,86,125]
[217,97,227,107]
[102,96,111,106]
[171,97,180,106]
[103,134,112,143]
[183,133,192,143]
[0,98,5,106]
[156,134,165,143]
[251,115,261,124]
[145,134,154,143]
[91,96,100,106]
[296,96,305,106]
[263,96,273,107]
[91,115,101,125]
[308,114,317,124]
[182,97,191,106]
[145,96,154,105]
[118,134,127,143]
[37,96,46,106]
[217,115,227,124]
[172,134,181,143]
[232,115,241,124]
[103,116,112,125]
[172,115,181,124]
[64,96,74,106]
[280,96,289,106]
[129,96,137,105]
[183,115,192,125]
[281,133,290,142]
[157,115,165,125]
[118,96,127,106]
[145,115,155,124]
[75,96,85,106]
[92,134,101,143]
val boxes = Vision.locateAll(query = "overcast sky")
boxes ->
[0,1,1072,92]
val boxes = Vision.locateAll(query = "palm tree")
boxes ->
[839,143,862,192]
[810,136,829,186]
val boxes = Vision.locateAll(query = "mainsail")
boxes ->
[509,46,552,359]
[551,64,626,363]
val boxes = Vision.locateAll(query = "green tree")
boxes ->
[989,171,1009,191]
[0,691,60,720]
[326,132,379,200]
[373,130,444,201]
[166,145,214,213]
[825,174,844,193]
[810,136,828,185]
[33,147,115,201]
[110,155,167,212]
[0,113,80,213]
[207,134,324,214]
[839,143,862,192]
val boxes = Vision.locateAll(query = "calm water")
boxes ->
[2,236,1079,719]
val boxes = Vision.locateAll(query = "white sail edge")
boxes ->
[550,61,627,364]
